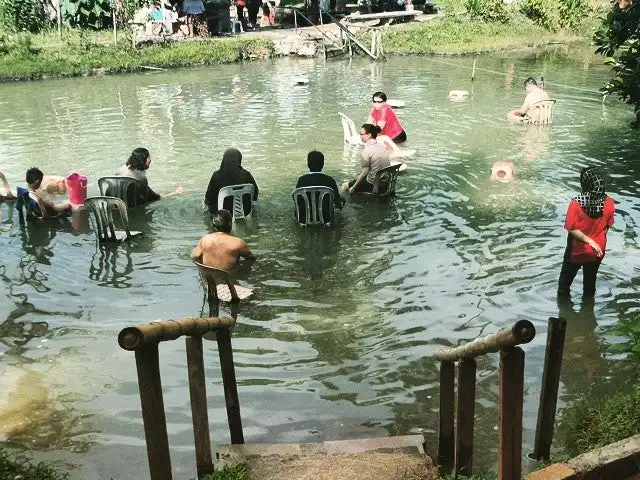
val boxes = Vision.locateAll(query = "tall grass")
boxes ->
[0,447,69,480]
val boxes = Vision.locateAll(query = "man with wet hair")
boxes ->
[508,77,550,123]
[25,167,71,215]
[191,209,255,270]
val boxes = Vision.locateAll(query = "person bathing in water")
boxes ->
[191,209,256,271]
[508,77,550,123]
[25,167,72,216]
[341,124,391,195]
[367,91,407,144]
[491,161,515,183]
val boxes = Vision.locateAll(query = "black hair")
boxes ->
[212,209,233,234]
[361,123,381,139]
[126,147,151,171]
[26,167,43,185]
[372,91,387,102]
[307,150,324,172]
[523,77,538,87]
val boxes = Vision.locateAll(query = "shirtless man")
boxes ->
[508,77,550,123]
[191,210,255,270]
[26,167,71,215]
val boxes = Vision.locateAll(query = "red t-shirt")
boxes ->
[370,104,403,140]
[564,197,615,263]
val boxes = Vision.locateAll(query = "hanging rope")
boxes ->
[425,57,605,95]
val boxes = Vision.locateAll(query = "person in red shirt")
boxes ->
[367,91,407,143]
[558,167,614,298]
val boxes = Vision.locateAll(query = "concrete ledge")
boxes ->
[217,435,427,461]
[525,434,640,480]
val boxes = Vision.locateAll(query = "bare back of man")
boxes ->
[191,232,255,271]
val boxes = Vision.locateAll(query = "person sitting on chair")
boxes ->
[26,167,72,216]
[205,148,259,216]
[508,77,550,123]
[296,150,344,220]
[341,124,391,195]
[116,147,184,206]
[367,91,407,144]
[191,209,256,270]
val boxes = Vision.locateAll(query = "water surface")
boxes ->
[1,52,639,478]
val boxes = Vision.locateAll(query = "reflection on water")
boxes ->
[0,52,640,478]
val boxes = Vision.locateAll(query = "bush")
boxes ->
[562,382,640,456]
[0,447,69,480]
[0,0,48,32]
[0,33,39,56]
[61,0,112,29]
[521,0,590,30]
[465,0,509,23]
[594,1,640,115]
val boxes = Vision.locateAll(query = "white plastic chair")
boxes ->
[339,112,364,146]
[292,186,335,227]
[217,184,255,221]
[84,196,142,242]
[528,99,556,124]
[194,261,253,303]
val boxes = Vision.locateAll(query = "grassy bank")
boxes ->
[0,446,69,480]
[383,17,584,55]
[0,32,273,81]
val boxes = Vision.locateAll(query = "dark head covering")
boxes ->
[220,148,242,171]
[575,167,606,218]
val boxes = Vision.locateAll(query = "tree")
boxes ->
[594,1,640,116]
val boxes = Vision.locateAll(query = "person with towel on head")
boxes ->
[558,167,615,298]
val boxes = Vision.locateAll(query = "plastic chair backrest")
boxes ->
[98,176,140,207]
[84,196,132,242]
[15,188,47,225]
[217,184,255,221]
[371,163,401,196]
[531,99,556,125]
[338,112,363,145]
[194,262,240,303]
[291,186,335,227]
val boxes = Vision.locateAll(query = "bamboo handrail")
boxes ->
[118,316,236,351]
[435,320,535,362]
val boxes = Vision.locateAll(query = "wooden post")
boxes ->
[498,347,525,480]
[186,336,214,476]
[455,358,476,477]
[112,7,117,45]
[471,58,476,81]
[438,361,455,474]
[533,317,566,461]
[135,345,172,480]
[217,328,244,444]
[294,9,298,34]
[57,0,62,41]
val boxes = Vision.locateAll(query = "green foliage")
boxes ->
[62,0,112,28]
[606,316,640,358]
[0,33,39,56]
[464,0,509,23]
[562,382,640,456]
[117,0,146,24]
[594,2,640,114]
[0,447,69,480]
[0,0,48,33]
[201,463,247,480]
[521,0,590,30]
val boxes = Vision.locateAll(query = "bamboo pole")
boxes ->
[471,58,476,81]
[135,345,172,480]
[455,358,476,477]
[533,317,566,461]
[119,316,236,351]
[112,5,117,45]
[435,320,535,362]
[438,360,455,474]
[186,336,214,476]
[498,347,525,480]
[217,328,244,444]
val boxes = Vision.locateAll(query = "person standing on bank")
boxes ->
[558,167,615,298]
[182,0,205,37]
[367,91,407,144]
